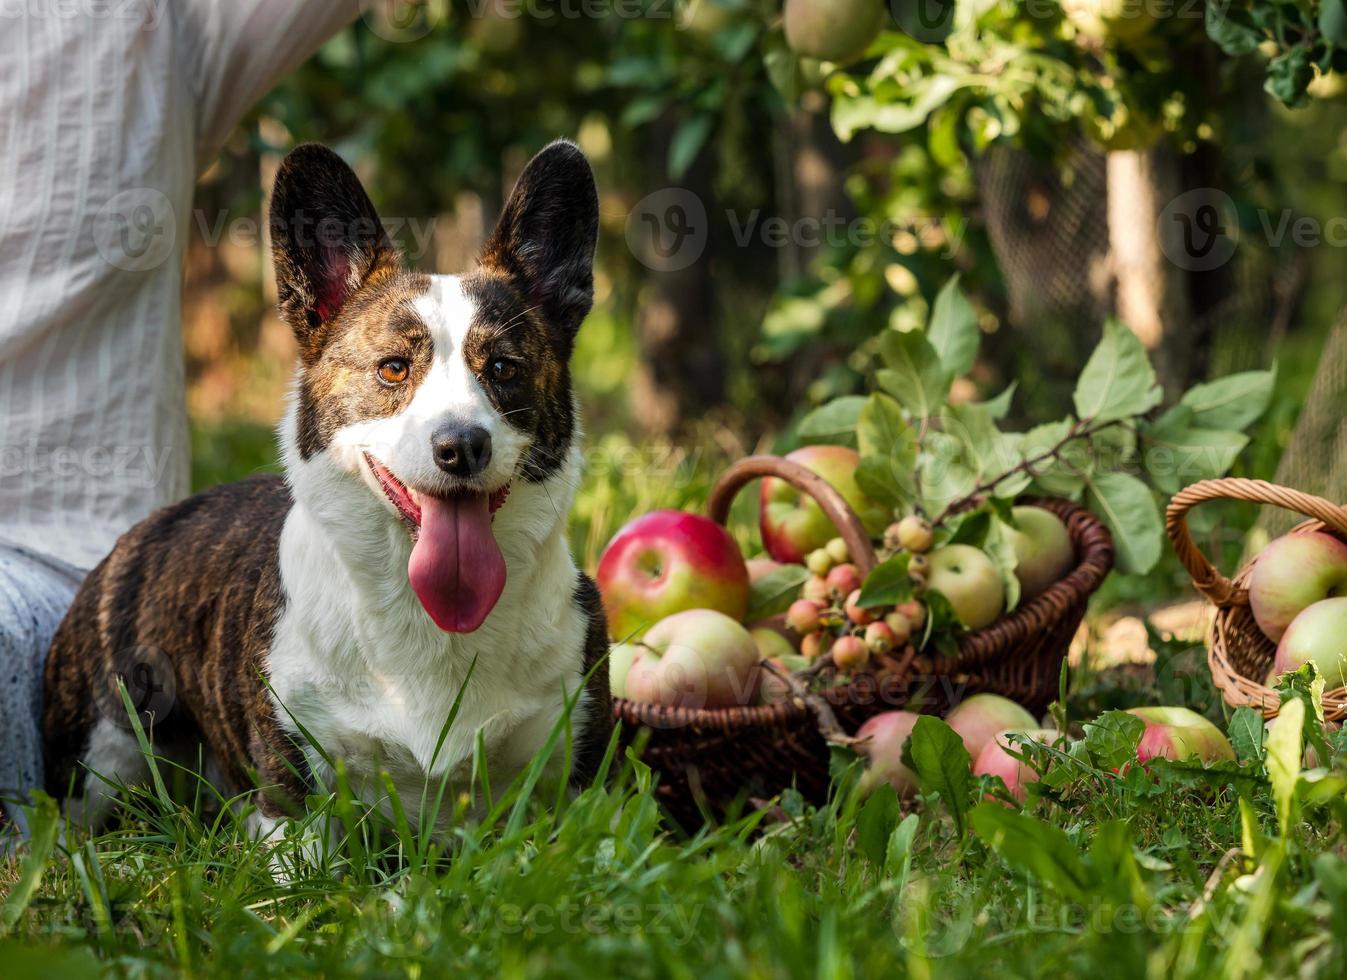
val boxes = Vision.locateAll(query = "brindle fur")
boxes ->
[42,141,610,822]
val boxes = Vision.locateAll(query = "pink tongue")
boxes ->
[408,492,507,633]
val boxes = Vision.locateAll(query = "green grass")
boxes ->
[4,653,1347,979]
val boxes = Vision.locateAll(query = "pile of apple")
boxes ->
[856,695,1234,804]
[1248,531,1347,689]
[598,444,1080,711]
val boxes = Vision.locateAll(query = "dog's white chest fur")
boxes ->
[265,477,590,818]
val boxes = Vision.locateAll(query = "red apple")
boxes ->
[1249,531,1347,642]
[759,446,888,564]
[597,510,749,639]
[928,545,1005,630]
[945,694,1038,761]
[973,728,1061,803]
[622,610,761,709]
[1127,706,1235,764]
[1010,506,1075,600]
[1274,597,1347,689]
[855,710,922,796]
[832,634,869,671]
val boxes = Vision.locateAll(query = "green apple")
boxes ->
[783,0,885,64]
[1274,597,1347,689]
[1010,506,1075,600]
[928,544,1005,630]
[759,445,888,564]
[623,610,761,709]
[1249,532,1347,642]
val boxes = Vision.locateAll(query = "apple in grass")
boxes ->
[945,694,1038,761]
[974,729,1061,803]
[759,446,888,564]
[927,545,1005,630]
[596,510,749,640]
[1274,597,1347,689]
[855,710,922,797]
[623,610,762,709]
[1248,531,1347,642]
[1009,506,1075,600]
[1127,706,1235,764]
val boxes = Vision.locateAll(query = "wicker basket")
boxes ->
[613,454,1116,826]
[1166,477,1347,721]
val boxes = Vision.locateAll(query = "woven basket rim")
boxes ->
[1166,477,1347,721]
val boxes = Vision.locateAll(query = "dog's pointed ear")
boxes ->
[480,140,598,346]
[270,144,400,356]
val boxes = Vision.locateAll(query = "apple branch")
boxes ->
[760,659,855,747]
[930,415,1125,525]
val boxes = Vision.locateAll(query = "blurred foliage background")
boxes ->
[185,0,1347,599]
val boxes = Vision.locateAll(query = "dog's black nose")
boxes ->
[431,425,492,478]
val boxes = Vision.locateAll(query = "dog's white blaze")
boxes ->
[267,274,593,835]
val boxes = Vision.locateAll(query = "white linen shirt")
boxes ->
[0,0,359,571]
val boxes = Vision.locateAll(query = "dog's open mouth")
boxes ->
[364,453,511,634]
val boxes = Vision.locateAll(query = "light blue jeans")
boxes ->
[0,545,83,835]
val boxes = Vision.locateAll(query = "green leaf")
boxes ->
[903,716,972,837]
[1082,710,1145,770]
[856,783,901,866]
[1073,320,1163,424]
[1266,45,1314,107]
[746,564,811,621]
[1179,369,1276,431]
[878,329,949,420]
[983,382,1017,420]
[856,456,917,513]
[1142,407,1249,495]
[1206,0,1263,55]
[857,554,913,608]
[797,396,866,445]
[668,114,713,180]
[886,812,920,878]
[927,276,979,379]
[1266,697,1305,837]
[969,803,1091,902]
[857,393,917,461]
[984,514,1022,613]
[1229,706,1267,765]
[1325,0,1347,47]
[1022,420,1090,500]
[1085,470,1163,574]
[1,792,59,931]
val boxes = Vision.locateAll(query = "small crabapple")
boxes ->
[786,599,823,634]
[883,522,904,552]
[825,537,850,565]
[806,549,833,576]
[844,590,876,626]
[897,600,927,631]
[832,634,869,670]
[802,575,830,605]
[825,563,862,600]
[883,611,912,645]
[896,515,935,554]
[801,631,832,659]
[864,621,896,655]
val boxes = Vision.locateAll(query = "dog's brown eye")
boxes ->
[491,359,517,382]
[378,358,409,385]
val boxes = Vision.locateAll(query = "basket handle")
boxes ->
[706,455,879,576]
[1165,477,1347,607]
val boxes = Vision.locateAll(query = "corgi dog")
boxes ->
[42,141,612,837]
